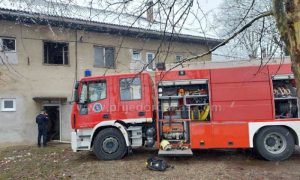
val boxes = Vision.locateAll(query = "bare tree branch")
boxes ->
[163,11,273,74]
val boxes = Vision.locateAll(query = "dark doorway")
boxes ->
[44,106,60,141]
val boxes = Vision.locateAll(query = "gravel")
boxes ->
[1,143,300,179]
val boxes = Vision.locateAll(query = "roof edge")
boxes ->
[0,8,222,46]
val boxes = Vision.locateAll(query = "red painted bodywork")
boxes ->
[71,72,154,129]
[155,64,297,149]
[72,63,299,149]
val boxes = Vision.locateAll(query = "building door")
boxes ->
[43,105,60,141]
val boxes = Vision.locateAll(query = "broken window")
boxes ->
[0,38,16,52]
[44,42,69,65]
[94,46,115,68]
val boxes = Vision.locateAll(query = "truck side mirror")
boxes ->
[74,90,79,103]
[74,81,80,103]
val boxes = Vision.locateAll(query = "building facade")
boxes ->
[0,1,220,146]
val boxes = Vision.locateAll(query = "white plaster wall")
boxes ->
[0,20,211,146]
[61,103,72,141]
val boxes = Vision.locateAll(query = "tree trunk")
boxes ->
[273,0,300,97]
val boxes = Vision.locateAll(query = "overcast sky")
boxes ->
[198,0,222,12]
[64,0,229,60]
[74,0,222,10]
[71,0,223,37]
[176,0,223,38]
[66,0,271,61]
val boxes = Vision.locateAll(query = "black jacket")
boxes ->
[36,114,49,129]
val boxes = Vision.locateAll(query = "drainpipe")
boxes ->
[74,30,78,133]
[75,29,78,81]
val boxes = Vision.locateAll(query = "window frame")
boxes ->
[93,45,116,69]
[119,77,142,101]
[88,80,107,103]
[80,80,107,104]
[132,50,141,61]
[1,98,16,112]
[0,37,16,52]
[79,83,88,104]
[43,41,69,66]
[146,52,155,71]
[175,54,183,63]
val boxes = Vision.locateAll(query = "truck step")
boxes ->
[78,135,91,138]
[77,146,89,150]
[127,126,142,131]
[158,149,193,156]
[130,135,142,139]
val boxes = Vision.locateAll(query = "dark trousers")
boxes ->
[38,127,47,145]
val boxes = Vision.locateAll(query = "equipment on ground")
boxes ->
[146,157,170,171]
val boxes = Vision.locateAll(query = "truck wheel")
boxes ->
[93,128,127,160]
[255,126,294,161]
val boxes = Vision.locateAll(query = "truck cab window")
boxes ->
[120,78,141,100]
[79,84,88,104]
[89,81,106,102]
[79,81,106,103]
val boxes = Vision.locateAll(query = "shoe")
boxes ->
[38,144,41,147]
[43,144,47,147]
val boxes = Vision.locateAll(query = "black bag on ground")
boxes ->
[146,157,170,171]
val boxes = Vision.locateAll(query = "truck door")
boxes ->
[77,79,110,128]
[114,75,146,121]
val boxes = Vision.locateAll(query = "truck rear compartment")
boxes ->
[272,75,299,119]
[157,79,210,156]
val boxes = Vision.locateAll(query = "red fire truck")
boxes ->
[71,63,300,161]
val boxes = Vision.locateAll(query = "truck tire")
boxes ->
[254,126,294,161]
[93,128,127,160]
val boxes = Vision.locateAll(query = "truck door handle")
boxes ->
[103,114,109,119]
[138,111,145,116]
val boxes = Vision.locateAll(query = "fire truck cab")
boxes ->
[71,72,155,160]
[71,64,300,161]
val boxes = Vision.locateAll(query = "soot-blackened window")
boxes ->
[0,38,16,52]
[44,42,69,65]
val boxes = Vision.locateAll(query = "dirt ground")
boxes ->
[1,143,300,180]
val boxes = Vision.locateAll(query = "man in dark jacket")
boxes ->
[36,110,49,147]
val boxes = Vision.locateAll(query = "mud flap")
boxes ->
[71,132,78,152]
